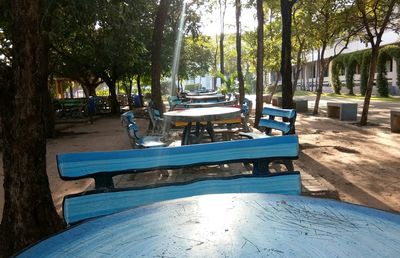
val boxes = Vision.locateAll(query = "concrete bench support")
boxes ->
[327,102,357,121]
[294,99,308,113]
[391,109,400,133]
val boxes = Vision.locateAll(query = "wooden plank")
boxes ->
[63,172,301,224]
[262,106,296,119]
[57,135,299,179]
[259,119,291,134]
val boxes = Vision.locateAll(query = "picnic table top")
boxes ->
[18,193,400,257]
[164,107,241,123]
[185,94,225,101]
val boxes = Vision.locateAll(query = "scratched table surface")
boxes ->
[18,193,400,257]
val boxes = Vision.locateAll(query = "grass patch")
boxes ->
[322,93,400,102]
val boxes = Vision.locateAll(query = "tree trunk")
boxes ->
[293,40,304,93]
[106,79,120,115]
[137,74,143,107]
[219,0,226,75]
[69,84,74,98]
[39,29,56,138]
[151,0,170,114]
[102,75,120,114]
[127,79,133,110]
[88,84,96,96]
[236,0,245,108]
[255,0,264,127]
[360,46,379,126]
[313,44,327,115]
[280,0,295,110]
[1,1,63,256]
[213,35,218,91]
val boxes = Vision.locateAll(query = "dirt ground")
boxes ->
[0,99,400,221]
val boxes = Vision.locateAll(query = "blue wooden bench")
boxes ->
[239,106,297,170]
[240,106,296,139]
[58,135,300,225]
[121,111,166,149]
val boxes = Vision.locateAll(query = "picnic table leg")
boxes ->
[206,121,215,142]
[182,122,192,145]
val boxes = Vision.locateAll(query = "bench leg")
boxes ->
[282,160,294,171]
[182,122,192,145]
[95,174,114,189]
[206,121,215,142]
[252,160,270,175]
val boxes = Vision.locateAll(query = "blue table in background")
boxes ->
[18,193,400,257]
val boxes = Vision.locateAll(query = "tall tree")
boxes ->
[218,0,228,75]
[178,36,213,82]
[280,0,297,109]
[309,0,355,114]
[51,0,150,114]
[357,0,398,125]
[39,0,56,137]
[291,2,315,92]
[0,0,63,256]
[151,0,170,113]
[236,0,245,108]
[255,0,264,127]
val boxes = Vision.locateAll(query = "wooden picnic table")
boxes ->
[18,193,400,257]
[164,107,241,145]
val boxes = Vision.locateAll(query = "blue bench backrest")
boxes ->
[58,135,300,225]
[259,107,296,135]
[242,98,252,115]
[63,172,301,225]
[121,111,135,127]
[57,135,299,180]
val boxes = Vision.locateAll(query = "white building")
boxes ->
[300,30,400,95]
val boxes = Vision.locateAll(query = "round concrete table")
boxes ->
[18,193,400,257]
[186,91,218,96]
[164,107,241,145]
[185,94,226,103]
[183,100,238,108]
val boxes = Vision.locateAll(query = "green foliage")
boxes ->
[184,83,202,91]
[377,49,390,97]
[244,84,252,95]
[360,51,371,96]
[51,0,154,87]
[331,59,342,94]
[179,36,213,80]
[160,80,172,95]
[377,45,400,95]
[333,49,376,96]
[218,85,228,95]
[96,89,109,96]
[244,71,256,94]
[345,58,357,95]
[215,71,238,93]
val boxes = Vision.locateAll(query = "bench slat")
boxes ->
[262,107,296,119]
[63,172,301,225]
[259,119,291,134]
[57,135,299,179]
